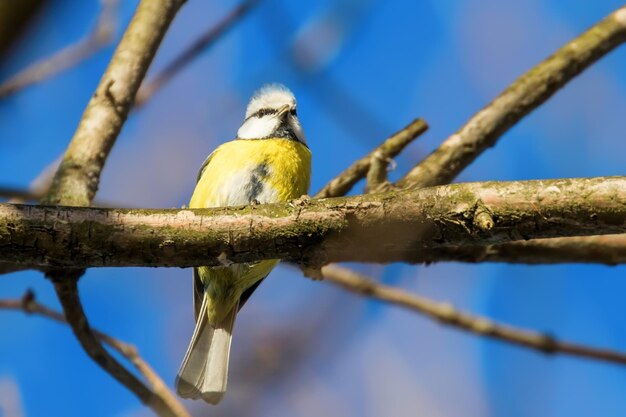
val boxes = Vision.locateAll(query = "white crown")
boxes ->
[245,84,296,118]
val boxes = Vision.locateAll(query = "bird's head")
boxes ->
[237,84,306,144]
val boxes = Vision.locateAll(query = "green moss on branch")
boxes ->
[0,177,624,269]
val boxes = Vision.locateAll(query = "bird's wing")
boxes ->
[196,148,218,183]
[235,260,278,311]
[192,146,220,321]
[193,267,204,321]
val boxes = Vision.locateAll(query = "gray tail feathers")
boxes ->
[175,297,238,404]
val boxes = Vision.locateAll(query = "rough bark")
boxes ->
[0,177,624,269]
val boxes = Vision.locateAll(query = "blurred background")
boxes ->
[1,0,626,416]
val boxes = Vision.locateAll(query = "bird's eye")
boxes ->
[290,108,297,116]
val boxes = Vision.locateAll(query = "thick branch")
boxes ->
[42,0,186,206]
[6,234,622,273]
[397,6,626,189]
[0,177,624,269]
[316,118,428,198]
[321,265,626,365]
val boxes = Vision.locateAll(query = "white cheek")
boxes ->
[237,116,279,139]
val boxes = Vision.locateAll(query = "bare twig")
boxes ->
[397,5,626,189]
[0,156,125,207]
[0,185,122,207]
[0,290,190,417]
[54,278,192,416]
[134,0,258,107]
[315,118,428,198]
[6,156,61,205]
[1,177,625,269]
[364,149,393,193]
[51,279,153,405]
[0,0,117,98]
[0,187,41,201]
[320,265,626,365]
[39,1,188,416]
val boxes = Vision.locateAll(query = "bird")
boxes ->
[175,84,311,404]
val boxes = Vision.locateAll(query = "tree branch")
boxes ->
[0,290,190,417]
[135,0,258,107]
[418,234,626,265]
[42,0,186,207]
[0,177,623,269]
[0,187,42,202]
[320,265,626,365]
[5,233,624,273]
[35,1,189,416]
[0,0,117,99]
[315,118,428,198]
[364,149,393,193]
[396,5,626,189]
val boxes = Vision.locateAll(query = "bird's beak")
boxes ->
[277,104,291,119]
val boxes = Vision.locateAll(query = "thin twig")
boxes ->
[0,156,126,207]
[397,5,626,189]
[320,265,626,365]
[0,187,42,201]
[6,156,61,204]
[0,0,118,98]
[0,290,190,417]
[134,0,258,107]
[315,118,428,198]
[0,185,123,207]
[364,149,393,193]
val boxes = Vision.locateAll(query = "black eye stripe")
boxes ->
[248,107,298,119]
[254,108,278,117]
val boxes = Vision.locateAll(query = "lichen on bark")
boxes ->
[0,176,624,269]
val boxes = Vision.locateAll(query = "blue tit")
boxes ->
[175,84,311,404]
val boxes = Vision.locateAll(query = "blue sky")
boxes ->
[1,1,626,416]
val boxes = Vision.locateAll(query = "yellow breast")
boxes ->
[190,138,311,209]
